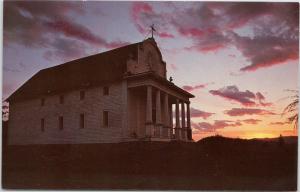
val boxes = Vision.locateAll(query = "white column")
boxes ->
[164,93,170,138]
[156,89,162,137]
[175,99,181,139]
[186,102,191,140]
[181,102,186,140]
[146,86,153,137]
[169,104,173,137]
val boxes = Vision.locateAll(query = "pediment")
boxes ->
[127,38,166,78]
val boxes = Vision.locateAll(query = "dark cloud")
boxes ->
[233,32,298,72]
[45,19,108,46]
[190,107,214,119]
[3,62,28,73]
[4,1,129,61]
[4,1,83,47]
[209,85,272,107]
[130,2,299,72]
[225,108,276,116]
[216,2,276,29]
[242,118,262,124]
[3,66,21,73]
[269,121,289,125]
[193,120,242,132]
[43,38,87,62]
[130,2,173,39]
[256,92,265,100]
[184,31,231,52]
[256,92,272,107]
[182,82,214,92]
[209,85,256,106]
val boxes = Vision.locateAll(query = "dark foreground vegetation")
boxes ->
[2,136,297,190]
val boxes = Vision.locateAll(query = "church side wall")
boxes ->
[8,82,124,145]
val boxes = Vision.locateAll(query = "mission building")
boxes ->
[6,38,194,145]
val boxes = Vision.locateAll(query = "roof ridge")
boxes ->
[40,41,142,72]
[7,40,144,102]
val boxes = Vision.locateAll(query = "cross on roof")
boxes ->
[150,24,156,38]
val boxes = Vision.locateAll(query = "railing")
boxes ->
[153,125,172,138]
[153,124,161,137]
[149,124,191,140]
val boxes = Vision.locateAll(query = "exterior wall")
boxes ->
[127,40,166,78]
[8,82,125,145]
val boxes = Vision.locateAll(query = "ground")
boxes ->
[2,136,297,190]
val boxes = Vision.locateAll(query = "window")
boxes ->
[103,86,109,95]
[59,116,63,130]
[103,111,108,127]
[41,118,45,132]
[80,91,85,100]
[80,113,84,129]
[41,98,45,106]
[59,95,64,104]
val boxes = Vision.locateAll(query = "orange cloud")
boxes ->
[225,108,276,116]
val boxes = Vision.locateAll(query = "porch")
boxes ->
[126,72,194,142]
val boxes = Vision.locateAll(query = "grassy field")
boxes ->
[2,136,297,190]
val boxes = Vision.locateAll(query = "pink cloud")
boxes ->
[130,2,177,39]
[106,41,131,49]
[242,118,262,124]
[169,64,177,71]
[270,121,290,125]
[193,120,242,132]
[225,108,276,116]
[200,44,226,52]
[178,28,205,37]
[209,85,256,106]
[131,2,154,34]
[209,85,272,107]
[157,32,174,38]
[182,82,213,92]
[182,85,205,92]
[190,107,214,119]
[221,2,275,29]
[6,1,299,73]
[130,2,298,71]
[183,31,231,53]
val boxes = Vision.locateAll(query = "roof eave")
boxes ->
[125,72,195,98]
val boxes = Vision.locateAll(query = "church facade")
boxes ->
[7,38,194,145]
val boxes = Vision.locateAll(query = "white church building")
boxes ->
[6,38,194,145]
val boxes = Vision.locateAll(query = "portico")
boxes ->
[126,72,194,141]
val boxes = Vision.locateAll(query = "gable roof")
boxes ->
[7,41,140,102]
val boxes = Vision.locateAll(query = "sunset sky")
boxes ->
[3,1,299,140]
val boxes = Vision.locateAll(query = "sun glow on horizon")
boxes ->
[193,126,298,141]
